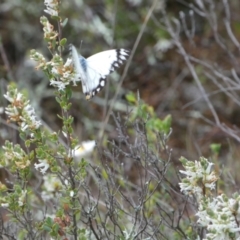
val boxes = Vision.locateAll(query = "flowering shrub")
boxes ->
[1,0,240,240]
[179,157,240,240]
[0,1,95,238]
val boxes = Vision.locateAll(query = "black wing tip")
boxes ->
[117,48,130,55]
[84,78,106,100]
[107,48,129,74]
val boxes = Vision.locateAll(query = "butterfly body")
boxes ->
[79,56,87,72]
[70,44,129,99]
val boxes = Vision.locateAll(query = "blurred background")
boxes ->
[1,0,240,186]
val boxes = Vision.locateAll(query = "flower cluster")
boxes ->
[40,16,58,42]
[179,156,218,199]
[30,8,79,91]
[197,194,240,240]
[2,141,31,170]
[44,0,59,17]
[49,55,76,90]
[4,86,41,132]
[30,50,47,70]
[41,174,63,201]
[179,157,240,239]
[0,0,98,238]
[30,50,76,91]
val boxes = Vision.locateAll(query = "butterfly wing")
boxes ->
[71,45,129,99]
[71,44,96,96]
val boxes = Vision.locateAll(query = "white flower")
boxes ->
[63,72,70,78]
[51,67,59,75]
[62,131,67,138]
[3,93,13,103]
[18,190,27,206]
[50,79,67,91]
[70,191,74,197]
[41,174,63,201]
[72,140,96,160]
[44,8,58,16]
[44,0,58,16]
[1,203,9,208]
[64,58,72,67]
[43,174,62,192]
[155,39,173,52]
[20,122,29,131]
[34,159,49,174]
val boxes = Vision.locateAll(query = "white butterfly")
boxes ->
[70,44,129,99]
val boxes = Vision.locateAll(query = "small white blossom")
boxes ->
[50,79,67,91]
[1,203,9,208]
[43,174,62,192]
[64,58,72,67]
[44,0,59,16]
[44,8,58,16]
[63,72,70,78]
[51,67,59,75]
[34,159,49,174]
[18,190,27,207]
[62,131,67,138]
[72,140,96,161]
[16,92,22,101]
[70,191,74,197]
[21,122,29,131]
[3,92,14,103]
[41,174,63,201]
[155,39,173,52]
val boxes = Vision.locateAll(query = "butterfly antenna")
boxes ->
[80,40,83,52]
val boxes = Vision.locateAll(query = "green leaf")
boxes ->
[102,169,109,180]
[46,216,53,225]
[126,92,137,104]
[210,143,221,154]
[29,150,35,160]
[62,18,68,27]
[43,225,52,232]
[162,114,172,133]
[51,15,61,21]
[60,38,67,46]
[17,228,28,240]
[19,132,26,141]
[65,86,72,99]
[25,139,31,147]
